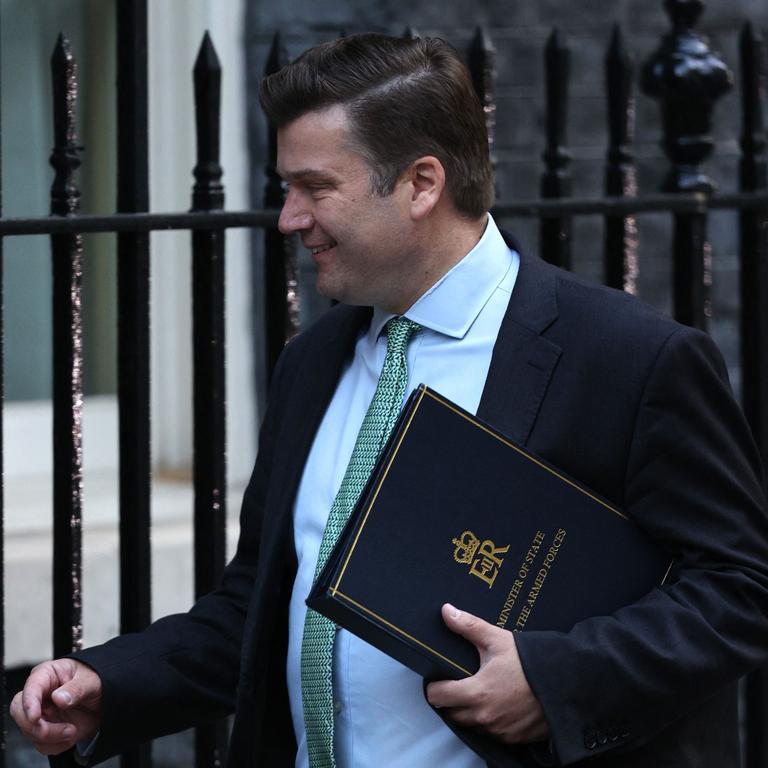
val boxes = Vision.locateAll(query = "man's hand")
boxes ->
[426,603,548,744]
[10,658,103,756]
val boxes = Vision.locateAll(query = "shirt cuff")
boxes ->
[74,731,100,766]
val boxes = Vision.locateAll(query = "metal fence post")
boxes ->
[190,31,228,768]
[116,0,151,636]
[49,33,84,661]
[116,0,151,765]
[640,0,732,330]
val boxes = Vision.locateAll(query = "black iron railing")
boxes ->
[0,1,766,768]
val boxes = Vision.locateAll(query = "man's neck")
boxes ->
[387,212,488,315]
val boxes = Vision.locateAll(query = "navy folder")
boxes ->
[307,384,671,682]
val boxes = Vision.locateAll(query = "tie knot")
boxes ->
[386,316,420,353]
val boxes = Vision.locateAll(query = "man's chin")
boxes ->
[315,277,345,304]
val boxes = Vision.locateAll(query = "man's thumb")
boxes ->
[441,603,495,652]
[52,685,76,708]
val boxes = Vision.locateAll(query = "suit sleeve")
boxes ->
[51,345,294,765]
[514,325,768,765]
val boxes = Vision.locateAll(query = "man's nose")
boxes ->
[278,190,313,235]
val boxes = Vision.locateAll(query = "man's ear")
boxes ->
[406,156,446,220]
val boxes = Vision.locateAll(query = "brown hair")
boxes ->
[259,33,493,218]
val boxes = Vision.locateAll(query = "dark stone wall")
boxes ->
[245,1,768,399]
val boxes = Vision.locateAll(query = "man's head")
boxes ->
[259,33,493,219]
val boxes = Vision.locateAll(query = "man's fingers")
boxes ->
[31,718,77,743]
[18,667,58,723]
[426,677,477,710]
[11,659,102,757]
[9,692,34,733]
[434,704,480,727]
[32,735,77,757]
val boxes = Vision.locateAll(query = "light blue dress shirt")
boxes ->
[287,215,520,768]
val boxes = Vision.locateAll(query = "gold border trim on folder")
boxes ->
[331,589,473,677]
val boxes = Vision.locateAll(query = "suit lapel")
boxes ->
[270,305,372,564]
[477,245,562,446]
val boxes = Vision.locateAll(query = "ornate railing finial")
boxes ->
[262,32,300,379]
[606,24,635,165]
[740,21,767,192]
[542,28,572,195]
[264,31,289,204]
[192,31,224,211]
[468,27,498,197]
[641,0,732,192]
[540,27,573,269]
[50,34,82,216]
[604,24,639,293]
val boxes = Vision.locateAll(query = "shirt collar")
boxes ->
[369,214,513,342]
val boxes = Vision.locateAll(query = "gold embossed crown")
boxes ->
[452,530,480,564]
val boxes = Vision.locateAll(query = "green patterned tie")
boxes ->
[301,316,421,768]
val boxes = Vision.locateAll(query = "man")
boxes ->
[11,33,768,768]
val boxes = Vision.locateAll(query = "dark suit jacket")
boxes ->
[59,246,768,767]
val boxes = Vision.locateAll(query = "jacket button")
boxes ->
[597,730,608,745]
[583,730,597,750]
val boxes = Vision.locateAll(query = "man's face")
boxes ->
[277,106,417,312]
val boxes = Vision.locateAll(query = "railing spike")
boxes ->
[192,31,223,212]
[607,23,626,63]
[195,29,221,73]
[50,33,82,214]
[605,24,634,167]
[604,23,638,293]
[265,30,289,76]
[262,34,299,381]
[467,26,498,197]
[740,20,767,192]
[547,26,564,52]
[540,26,572,269]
